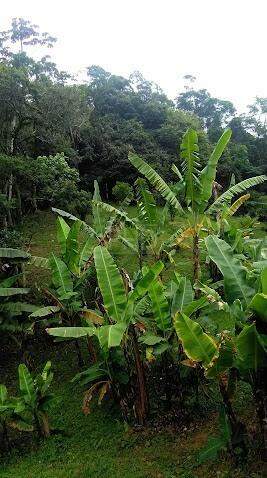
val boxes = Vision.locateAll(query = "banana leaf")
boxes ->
[174,312,218,367]
[94,246,127,322]
[205,235,254,306]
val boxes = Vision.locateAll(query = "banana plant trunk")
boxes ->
[1,421,9,449]
[253,369,267,461]
[130,325,149,425]
[219,373,247,455]
[193,231,200,293]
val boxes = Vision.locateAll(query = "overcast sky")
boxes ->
[1,0,267,111]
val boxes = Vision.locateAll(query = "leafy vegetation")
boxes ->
[0,16,266,478]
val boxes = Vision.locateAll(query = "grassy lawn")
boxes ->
[1,339,265,478]
[0,210,266,477]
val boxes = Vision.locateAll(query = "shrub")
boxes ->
[69,189,92,220]
[0,228,23,248]
[112,181,133,202]
[243,191,267,220]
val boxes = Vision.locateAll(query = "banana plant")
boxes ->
[15,361,56,438]
[48,245,164,424]
[0,384,21,448]
[0,248,40,358]
[129,128,267,284]
[29,215,107,365]
[174,235,267,458]
[0,362,56,443]
[94,180,184,269]
[52,180,130,273]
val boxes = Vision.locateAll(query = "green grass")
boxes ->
[1,210,266,477]
[1,339,265,478]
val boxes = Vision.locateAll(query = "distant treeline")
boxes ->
[0,18,266,225]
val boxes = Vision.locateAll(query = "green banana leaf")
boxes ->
[249,293,267,321]
[129,261,164,302]
[171,277,193,316]
[57,217,70,255]
[199,129,231,207]
[206,338,234,378]
[94,246,127,322]
[236,323,267,371]
[0,302,38,315]
[96,322,127,348]
[180,128,200,208]
[174,312,218,367]
[0,288,30,297]
[205,235,254,306]
[65,220,82,274]
[261,268,267,294]
[137,186,157,228]
[92,180,107,235]
[208,175,267,213]
[78,237,94,271]
[129,152,184,213]
[0,248,30,259]
[0,384,7,405]
[29,306,61,318]
[148,278,171,331]
[49,253,73,296]
[47,326,96,338]
[18,364,36,404]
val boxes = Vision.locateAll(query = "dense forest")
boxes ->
[0,18,267,478]
[0,18,266,232]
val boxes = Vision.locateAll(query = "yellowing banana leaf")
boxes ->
[81,309,104,325]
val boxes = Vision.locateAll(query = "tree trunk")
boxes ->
[16,184,23,222]
[9,115,16,155]
[32,185,38,213]
[7,173,13,227]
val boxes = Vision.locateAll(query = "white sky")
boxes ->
[1,0,267,112]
